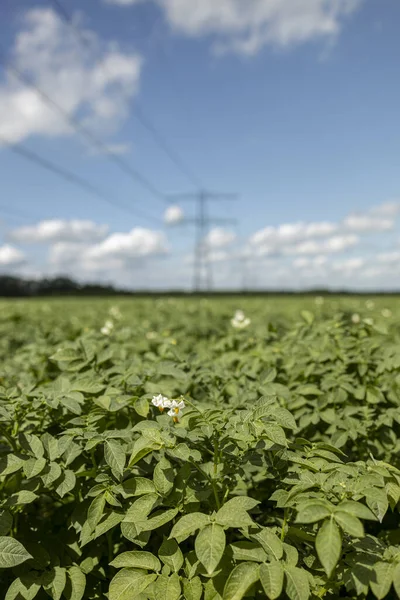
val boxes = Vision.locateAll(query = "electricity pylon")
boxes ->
[167,190,237,291]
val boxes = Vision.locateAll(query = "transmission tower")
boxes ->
[167,190,237,291]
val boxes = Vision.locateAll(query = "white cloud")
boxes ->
[0,244,26,266]
[289,234,359,255]
[343,213,393,233]
[250,221,338,248]
[48,242,91,265]
[48,227,168,279]
[10,219,109,244]
[293,255,328,269]
[205,227,236,248]
[105,0,363,55]
[0,8,142,144]
[331,256,365,273]
[370,200,400,217]
[164,205,184,224]
[377,251,400,264]
[85,227,168,261]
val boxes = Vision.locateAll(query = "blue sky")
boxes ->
[0,0,400,290]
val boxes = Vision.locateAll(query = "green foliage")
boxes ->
[1,295,400,599]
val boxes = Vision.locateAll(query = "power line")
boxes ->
[0,136,163,226]
[168,190,238,291]
[0,53,164,203]
[46,0,203,191]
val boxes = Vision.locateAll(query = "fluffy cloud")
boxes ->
[250,198,400,259]
[331,257,365,273]
[288,234,359,256]
[49,227,168,274]
[0,8,142,144]
[343,214,393,232]
[10,220,109,244]
[164,205,184,225]
[250,221,338,248]
[370,200,400,217]
[86,227,167,260]
[0,245,26,266]
[377,251,400,264]
[105,0,363,55]
[205,227,236,248]
[293,255,328,269]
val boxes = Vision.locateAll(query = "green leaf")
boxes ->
[153,458,174,496]
[72,379,105,394]
[118,477,156,498]
[215,497,258,528]
[7,491,37,506]
[41,433,59,461]
[253,528,283,561]
[128,438,161,467]
[336,500,378,521]
[94,511,123,539]
[23,457,46,479]
[284,566,310,600]
[259,561,285,600]
[229,542,267,563]
[392,562,400,598]
[222,562,259,600]
[0,510,13,536]
[272,407,297,430]
[109,568,156,600]
[366,489,389,523]
[195,523,226,575]
[334,511,364,538]
[5,574,41,600]
[159,538,184,572]
[154,573,181,600]
[263,423,287,446]
[295,501,332,524]
[315,518,341,578]
[370,562,394,600]
[105,440,126,480]
[110,551,161,571]
[64,566,86,600]
[139,508,178,532]
[87,493,106,532]
[42,566,67,600]
[0,536,32,569]
[41,462,62,487]
[182,576,203,600]
[21,433,44,458]
[121,494,159,540]
[0,454,24,476]
[55,469,76,498]
[170,512,210,543]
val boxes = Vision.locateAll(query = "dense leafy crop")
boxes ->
[1,296,400,599]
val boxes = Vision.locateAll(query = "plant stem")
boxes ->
[281,508,288,541]
[212,438,221,510]
[0,427,18,452]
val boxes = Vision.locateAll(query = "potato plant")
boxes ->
[1,297,400,599]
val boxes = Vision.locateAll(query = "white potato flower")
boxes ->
[231,310,251,329]
[382,308,392,318]
[151,394,171,411]
[167,399,185,422]
[351,313,361,324]
[101,320,114,335]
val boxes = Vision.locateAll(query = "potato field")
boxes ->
[1,295,400,600]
